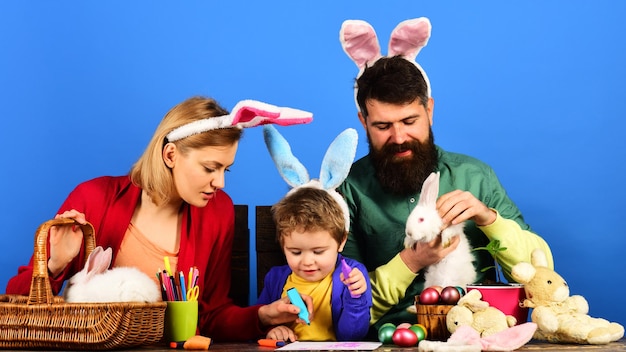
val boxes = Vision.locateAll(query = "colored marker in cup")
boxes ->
[341,258,361,298]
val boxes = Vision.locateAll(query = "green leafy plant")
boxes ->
[473,239,508,283]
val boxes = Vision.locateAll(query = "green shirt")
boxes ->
[338,146,553,331]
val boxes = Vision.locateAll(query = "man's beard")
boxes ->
[369,130,438,195]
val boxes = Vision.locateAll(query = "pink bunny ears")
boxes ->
[339,17,432,97]
[166,99,313,142]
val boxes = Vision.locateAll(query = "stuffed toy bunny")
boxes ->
[511,248,624,344]
[418,324,537,352]
[404,172,476,289]
[446,289,517,337]
[262,124,358,231]
[63,246,161,303]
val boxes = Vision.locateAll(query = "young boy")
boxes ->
[257,186,372,342]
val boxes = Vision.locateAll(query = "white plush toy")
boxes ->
[511,248,624,344]
[418,324,537,352]
[446,289,517,337]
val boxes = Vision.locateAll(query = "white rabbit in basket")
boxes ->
[63,246,161,303]
[404,171,476,289]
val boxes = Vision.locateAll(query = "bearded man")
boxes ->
[337,56,553,335]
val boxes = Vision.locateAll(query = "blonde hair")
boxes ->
[271,187,347,247]
[129,96,242,205]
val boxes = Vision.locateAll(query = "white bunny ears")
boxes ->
[166,99,313,142]
[85,246,113,277]
[340,17,432,98]
[417,171,440,208]
[263,125,358,231]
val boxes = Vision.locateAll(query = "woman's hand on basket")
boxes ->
[48,210,87,277]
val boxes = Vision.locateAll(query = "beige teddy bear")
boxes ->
[511,248,624,344]
[446,289,517,337]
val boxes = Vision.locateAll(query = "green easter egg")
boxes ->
[409,324,427,341]
[378,324,396,344]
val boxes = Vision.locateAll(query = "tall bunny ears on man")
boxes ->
[339,17,432,97]
[166,100,313,142]
[263,125,358,232]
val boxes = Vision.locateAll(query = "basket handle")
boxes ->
[28,218,96,305]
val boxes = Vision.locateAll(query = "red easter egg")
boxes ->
[392,328,418,347]
[419,287,441,305]
[440,286,461,305]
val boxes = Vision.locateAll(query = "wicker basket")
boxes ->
[0,218,167,350]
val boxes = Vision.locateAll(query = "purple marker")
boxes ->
[341,258,361,298]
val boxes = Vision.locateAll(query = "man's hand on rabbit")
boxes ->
[400,234,460,274]
[48,209,86,277]
[437,190,496,227]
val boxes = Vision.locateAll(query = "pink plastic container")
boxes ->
[466,283,529,324]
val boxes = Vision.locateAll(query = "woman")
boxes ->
[5,96,314,341]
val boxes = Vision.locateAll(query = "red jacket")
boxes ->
[6,176,264,341]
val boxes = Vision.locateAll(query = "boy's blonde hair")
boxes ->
[272,187,347,247]
[129,96,242,205]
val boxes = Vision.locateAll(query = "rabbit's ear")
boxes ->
[84,246,112,280]
[319,128,358,190]
[231,100,313,128]
[531,248,549,268]
[417,172,440,207]
[388,17,433,97]
[388,17,431,61]
[263,125,310,188]
[340,20,382,70]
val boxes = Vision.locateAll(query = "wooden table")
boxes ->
[1,339,623,351]
[125,339,626,352]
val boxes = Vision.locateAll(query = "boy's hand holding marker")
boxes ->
[340,258,363,298]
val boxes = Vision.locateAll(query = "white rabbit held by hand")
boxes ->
[63,246,161,303]
[404,172,476,289]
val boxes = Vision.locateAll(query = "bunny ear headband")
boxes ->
[263,124,358,232]
[166,99,313,142]
[339,17,432,108]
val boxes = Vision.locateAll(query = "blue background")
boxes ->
[1,1,625,327]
